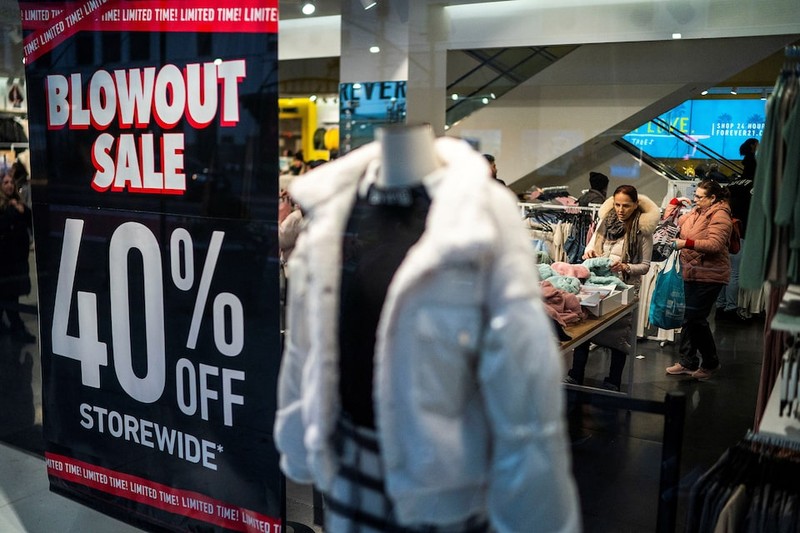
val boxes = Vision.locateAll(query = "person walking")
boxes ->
[666,179,733,381]
[565,185,659,391]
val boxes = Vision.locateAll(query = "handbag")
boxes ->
[648,249,685,330]
[651,207,681,262]
[728,218,742,254]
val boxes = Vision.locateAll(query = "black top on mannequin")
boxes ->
[338,124,438,428]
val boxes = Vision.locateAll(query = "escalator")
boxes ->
[445,45,578,128]
[618,113,747,184]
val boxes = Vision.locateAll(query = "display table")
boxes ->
[561,300,639,396]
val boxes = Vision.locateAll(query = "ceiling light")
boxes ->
[701,89,708,96]
[309,95,317,102]
[360,0,378,9]
[482,97,489,104]
[730,87,738,95]
[672,33,682,39]
[301,0,315,15]
[451,93,459,100]
[369,46,380,54]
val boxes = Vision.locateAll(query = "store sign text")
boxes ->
[45,60,246,194]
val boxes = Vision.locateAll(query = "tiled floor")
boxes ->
[0,252,770,531]
[566,311,767,532]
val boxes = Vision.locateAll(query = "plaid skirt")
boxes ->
[325,416,490,533]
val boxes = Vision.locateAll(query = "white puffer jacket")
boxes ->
[274,137,581,533]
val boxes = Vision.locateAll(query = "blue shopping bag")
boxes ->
[649,249,685,330]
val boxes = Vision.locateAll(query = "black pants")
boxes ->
[678,281,724,371]
[568,340,626,387]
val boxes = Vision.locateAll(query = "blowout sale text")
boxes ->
[44,60,246,195]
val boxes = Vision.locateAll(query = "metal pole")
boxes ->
[657,391,686,533]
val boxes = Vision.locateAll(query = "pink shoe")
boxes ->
[666,363,695,376]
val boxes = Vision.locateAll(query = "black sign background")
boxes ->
[21,2,281,530]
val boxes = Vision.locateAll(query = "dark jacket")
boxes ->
[577,189,606,207]
[726,178,753,238]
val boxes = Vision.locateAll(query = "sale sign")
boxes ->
[20,1,282,531]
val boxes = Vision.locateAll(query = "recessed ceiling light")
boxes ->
[369,46,380,54]
[301,1,315,15]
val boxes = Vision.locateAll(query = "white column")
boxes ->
[339,0,448,135]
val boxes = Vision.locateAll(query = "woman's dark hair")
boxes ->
[739,138,758,156]
[697,179,730,203]
[613,184,638,202]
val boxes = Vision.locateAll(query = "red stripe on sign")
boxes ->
[21,0,278,65]
[45,452,280,532]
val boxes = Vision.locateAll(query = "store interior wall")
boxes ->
[449,34,798,192]
[277,0,800,194]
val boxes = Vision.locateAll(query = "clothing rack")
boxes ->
[741,43,800,429]
[685,432,800,532]
[757,285,800,437]
[518,202,601,220]
[518,202,599,212]
[539,185,569,193]
[684,285,800,532]
[519,202,600,263]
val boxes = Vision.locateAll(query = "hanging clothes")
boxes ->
[739,46,800,429]
[686,437,800,533]
[741,52,800,288]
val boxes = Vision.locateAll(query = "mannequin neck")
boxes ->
[376,124,439,188]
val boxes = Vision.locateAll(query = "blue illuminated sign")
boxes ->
[624,99,766,160]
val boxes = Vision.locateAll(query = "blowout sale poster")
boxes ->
[20,1,282,531]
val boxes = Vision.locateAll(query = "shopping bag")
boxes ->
[648,250,685,330]
[651,207,681,262]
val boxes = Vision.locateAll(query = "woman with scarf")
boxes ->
[666,179,732,381]
[565,185,659,391]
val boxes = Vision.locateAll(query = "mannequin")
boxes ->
[374,123,439,188]
[275,134,580,533]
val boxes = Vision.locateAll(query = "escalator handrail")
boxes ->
[613,139,689,182]
[649,117,744,176]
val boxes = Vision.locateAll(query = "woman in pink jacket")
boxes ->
[666,179,733,381]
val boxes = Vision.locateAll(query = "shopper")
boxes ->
[482,153,506,186]
[739,137,759,180]
[716,138,758,321]
[565,185,659,391]
[666,179,733,381]
[275,126,580,532]
[289,150,306,175]
[577,171,609,207]
[0,169,34,343]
